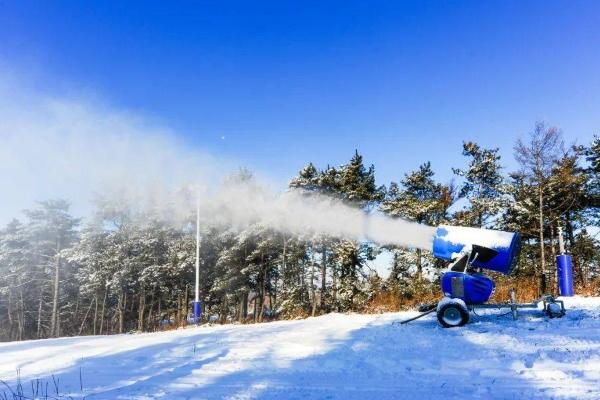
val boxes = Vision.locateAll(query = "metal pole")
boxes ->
[191,197,202,324]
[558,226,565,254]
[195,199,200,303]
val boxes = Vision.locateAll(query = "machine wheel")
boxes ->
[437,299,470,328]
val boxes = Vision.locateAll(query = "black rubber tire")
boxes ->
[437,302,470,328]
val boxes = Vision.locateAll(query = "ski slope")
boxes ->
[1,297,599,400]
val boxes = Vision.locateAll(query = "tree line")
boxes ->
[1,122,599,341]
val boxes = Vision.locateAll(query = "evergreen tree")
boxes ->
[288,151,384,312]
[0,220,32,340]
[381,162,453,280]
[22,200,79,338]
[584,135,600,217]
[338,150,384,208]
[333,151,384,310]
[571,229,600,282]
[453,142,506,227]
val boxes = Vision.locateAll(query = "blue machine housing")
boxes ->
[441,271,495,304]
[433,226,521,275]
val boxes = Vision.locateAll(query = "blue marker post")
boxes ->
[556,227,574,297]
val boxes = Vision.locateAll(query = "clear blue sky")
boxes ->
[1,1,599,187]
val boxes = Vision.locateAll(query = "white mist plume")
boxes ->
[0,73,223,224]
[0,71,435,250]
[205,180,435,249]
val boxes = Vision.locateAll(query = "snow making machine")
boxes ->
[402,226,566,328]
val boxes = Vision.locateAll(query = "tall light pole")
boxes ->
[192,198,202,324]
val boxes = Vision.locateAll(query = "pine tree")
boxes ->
[381,162,453,280]
[22,200,79,338]
[453,142,506,227]
[571,229,600,282]
[332,151,384,310]
[0,220,32,340]
[67,223,112,335]
[584,135,600,216]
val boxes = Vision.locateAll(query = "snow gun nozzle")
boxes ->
[432,225,521,275]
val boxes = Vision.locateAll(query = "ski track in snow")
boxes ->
[1,297,599,400]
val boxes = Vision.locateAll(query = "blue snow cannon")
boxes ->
[401,225,565,328]
[432,226,522,327]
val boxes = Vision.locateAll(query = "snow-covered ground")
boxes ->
[1,297,599,400]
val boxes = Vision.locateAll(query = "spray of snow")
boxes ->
[0,82,221,223]
[205,180,436,249]
[0,71,435,250]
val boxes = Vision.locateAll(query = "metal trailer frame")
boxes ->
[400,289,566,326]
[468,289,566,320]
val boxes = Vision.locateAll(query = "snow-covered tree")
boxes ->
[381,162,453,280]
[22,200,79,338]
[453,141,506,227]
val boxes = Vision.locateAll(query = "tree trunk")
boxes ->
[182,293,188,325]
[146,290,155,332]
[538,188,547,295]
[239,292,248,323]
[310,255,317,317]
[183,285,189,325]
[118,290,125,334]
[176,295,181,327]
[37,287,44,338]
[565,212,586,286]
[99,289,107,335]
[320,245,327,310]
[50,242,61,338]
[310,262,317,317]
[93,294,98,335]
[549,223,557,295]
[220,298,228,324]
[157,294,162,328]
[18,283,24,341]
[137,286,146,332]
[258,267,267,323]
[7,287,13,340]
[416,248,423,281]
[78,300,94,336]
[282,237,287,292]
[332,262,338,311]
[74,292,80,331]
[128,291,133,313]
[253,296,258,323]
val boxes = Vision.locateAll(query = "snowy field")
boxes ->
[1,297,599,400]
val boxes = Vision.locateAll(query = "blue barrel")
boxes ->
[556,254,574,296]
[192,300,203,322]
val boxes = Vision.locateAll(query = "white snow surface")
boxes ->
[1,297,599,400]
